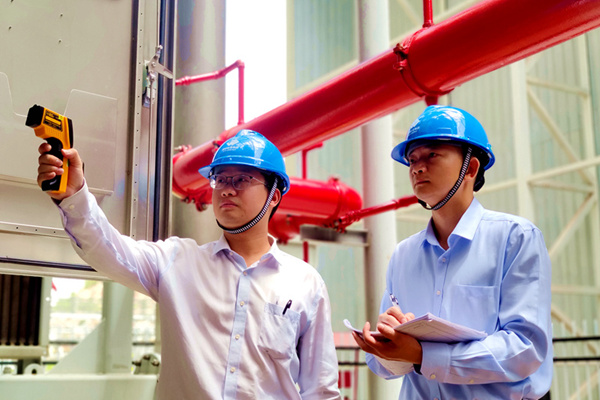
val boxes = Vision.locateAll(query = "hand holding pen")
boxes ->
[390,293,400,308]
[354,294,423,365]
[384,293,415,325]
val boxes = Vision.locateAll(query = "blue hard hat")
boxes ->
[199,129,290,195]
[391,105,495,170]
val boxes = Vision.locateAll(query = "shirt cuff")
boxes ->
[55,181,91,247]
[57,181,91,218]
[419,341,451,382]
[373,355,414,376]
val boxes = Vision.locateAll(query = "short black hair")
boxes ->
[463,146,488,192]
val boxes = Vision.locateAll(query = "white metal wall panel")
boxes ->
[0,1,164,277]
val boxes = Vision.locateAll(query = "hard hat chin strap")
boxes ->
[217,177,279,234]
[418,147,472,211]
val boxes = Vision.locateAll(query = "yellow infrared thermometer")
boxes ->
[26,104,74,194]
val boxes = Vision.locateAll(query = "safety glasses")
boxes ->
[209,174,267,191]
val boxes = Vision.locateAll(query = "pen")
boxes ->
[389,293,400,308]
[282,299,292,315]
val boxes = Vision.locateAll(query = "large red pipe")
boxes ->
[173,0,600,202]
[268,176,363,244]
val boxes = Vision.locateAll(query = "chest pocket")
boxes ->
[448,284,497,332]
[258,302,301,359]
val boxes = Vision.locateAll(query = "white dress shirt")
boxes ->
[58,183,340,400]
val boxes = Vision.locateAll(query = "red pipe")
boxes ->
[173,0,600,203]
[175,59,244,86]
[176,60,245,124]
[268,177,363,244]
[300,142,323,261]
[237,62,245,125]
[301,142,323,180]
[335,195,419,232]
[422,0,433,28]
[406,0,600,94]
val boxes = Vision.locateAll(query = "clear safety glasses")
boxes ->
[209,174,267,191]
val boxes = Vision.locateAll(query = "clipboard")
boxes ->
[344,312,487,343]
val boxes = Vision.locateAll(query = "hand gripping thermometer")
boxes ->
[26,104,74,194]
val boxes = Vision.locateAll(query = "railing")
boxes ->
[552,335,600,399]
[336,346,364,400]
[3,335,599,399]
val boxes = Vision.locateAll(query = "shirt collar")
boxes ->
[212,234,232,255]
[266,237,286,265]
[452,198,484,241]
[212,234,284,267]
[424,198,485,246]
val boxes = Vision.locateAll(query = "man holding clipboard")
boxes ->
[352,106,552,399]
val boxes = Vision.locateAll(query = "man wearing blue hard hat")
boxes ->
[352,105,553,399]
[36,130,341,399]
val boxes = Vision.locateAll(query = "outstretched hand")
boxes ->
[351,306,423,364]
[37,143,85,201]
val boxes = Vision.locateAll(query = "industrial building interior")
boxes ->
[1,0,600,399]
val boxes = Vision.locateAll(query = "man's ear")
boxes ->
[270,188,282,208]
[466,156,481,182]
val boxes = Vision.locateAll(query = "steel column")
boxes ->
[172,0,226,243]
[510,61,535,221]
[357,0,402,398]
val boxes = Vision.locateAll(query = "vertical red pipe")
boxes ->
[237,61,245,124]
[302,148,309,261]
[299,143,323,261]
[175,60,246,124]
[422,0,433,28]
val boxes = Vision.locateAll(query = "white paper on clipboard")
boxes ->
[344,313,487,343]
[344,313,487,376]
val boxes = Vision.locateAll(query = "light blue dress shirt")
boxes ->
[366,198,553,400]
[57,183,340,400]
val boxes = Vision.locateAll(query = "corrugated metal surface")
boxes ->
[527,34,600,354]
[291,0,356,89]
[0,274,41,346]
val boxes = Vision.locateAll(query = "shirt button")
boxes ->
[68,205,75,210]
[230,367,236,373]
[235,334,240,340]
[441,257,446,262]
[243,271,247,276]
[436,290,441,295]
[240,301,245,307]
[430,374,436,379]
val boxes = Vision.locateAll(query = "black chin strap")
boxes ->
[217,177,279,234]
[418,147,472,211]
